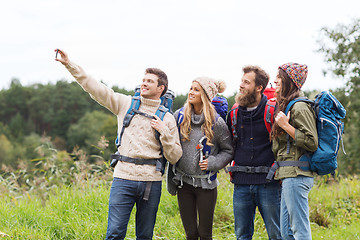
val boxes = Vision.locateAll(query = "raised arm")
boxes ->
[54,49,130,116]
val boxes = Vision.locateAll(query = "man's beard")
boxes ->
[235,89,257,107]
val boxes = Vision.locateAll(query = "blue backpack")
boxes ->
[110,86,175,174]
[266,91,346,179]
[211,96,228,121]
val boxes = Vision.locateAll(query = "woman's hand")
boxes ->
[199,158,208,170]
[275,111,290,129]
[275,111,295,139]
[54,49,69,65]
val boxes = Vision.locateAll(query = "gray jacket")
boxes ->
[167,109,233,195]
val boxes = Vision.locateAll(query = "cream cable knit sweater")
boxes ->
[65,61,182,181]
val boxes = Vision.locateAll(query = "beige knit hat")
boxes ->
[193,77,226,100]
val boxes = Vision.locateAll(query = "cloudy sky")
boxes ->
[1,0,359,96]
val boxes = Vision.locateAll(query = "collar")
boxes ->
[140,96,161,108]
[191,110,205,125]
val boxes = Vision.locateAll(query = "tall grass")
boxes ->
[1,172,359,239]
[310,176,360,239]
[1,141,359,239]
[1,181,108,239]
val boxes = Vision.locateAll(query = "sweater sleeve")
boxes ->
[65,61,130,115]
[158,112,182,165]
[292,102,318,152]
[207,117,234,171]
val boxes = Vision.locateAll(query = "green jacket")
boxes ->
[272,101,318,180]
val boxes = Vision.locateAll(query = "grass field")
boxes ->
[1,172,360,239]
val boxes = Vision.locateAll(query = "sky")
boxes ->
[1,0,359,97]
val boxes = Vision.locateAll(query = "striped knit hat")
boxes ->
[279,63,308,89]
[193,77,226,100]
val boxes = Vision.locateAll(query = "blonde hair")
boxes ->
[180,86,217,145]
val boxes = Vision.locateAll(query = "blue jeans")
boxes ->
[105,178,162,240]
[233,181,282,240]
[280,176,314,240]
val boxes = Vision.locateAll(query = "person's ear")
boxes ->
[158,85,165,94]
[256,85,263,93]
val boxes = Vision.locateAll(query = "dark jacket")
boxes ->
[227,94,276,185]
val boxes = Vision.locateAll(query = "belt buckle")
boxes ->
[246,166,255,173]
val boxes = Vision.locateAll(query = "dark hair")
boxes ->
[145,68,168,96]
[270,68,301,140]
[243,65,269,94]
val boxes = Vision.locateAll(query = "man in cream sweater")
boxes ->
[55,49,182,240]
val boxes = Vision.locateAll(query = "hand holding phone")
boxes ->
[54,49,69,65]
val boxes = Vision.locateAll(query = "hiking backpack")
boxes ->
[266,91,346,180]
[110,86,175,175]
[211,96,228,121]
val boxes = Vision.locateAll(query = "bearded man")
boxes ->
[227,66,282,240]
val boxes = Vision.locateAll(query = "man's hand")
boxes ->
[151,115,166,132]
[54,49,69,65]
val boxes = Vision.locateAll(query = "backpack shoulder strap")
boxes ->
[284,97,314,154]
[264,99,276,133]
[230,103,239,141]
[116,96,141,148]
[154,105,170,141]
[177,107,185,126]
[155,105,169,121]
[284,97,313,115]
[154,104,171,175]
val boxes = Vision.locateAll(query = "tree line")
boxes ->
[1,18,360,175]
[0,78,236,170]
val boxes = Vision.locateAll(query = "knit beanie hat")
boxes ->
[193,77,226,100]
[279,63,308,89]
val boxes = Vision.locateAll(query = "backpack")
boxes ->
[263,86,275,100]
[110,86,175,175]
[211,96,228,121]
[227,87,276,179]
[266,91,346,180]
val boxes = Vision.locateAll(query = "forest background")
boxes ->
[1,18,360,239]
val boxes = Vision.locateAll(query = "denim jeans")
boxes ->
[233,181,282,240]
[105,178,162,240]
[280,176,314,240]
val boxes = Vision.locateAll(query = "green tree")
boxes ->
[8,113,25,139]
[67,110,111,156]
[0,134,14,167]
[100,114,117,153]
[0,79,30,134]
[0,122,10,138]
[318,18,360,174]
[173,93,187,111]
